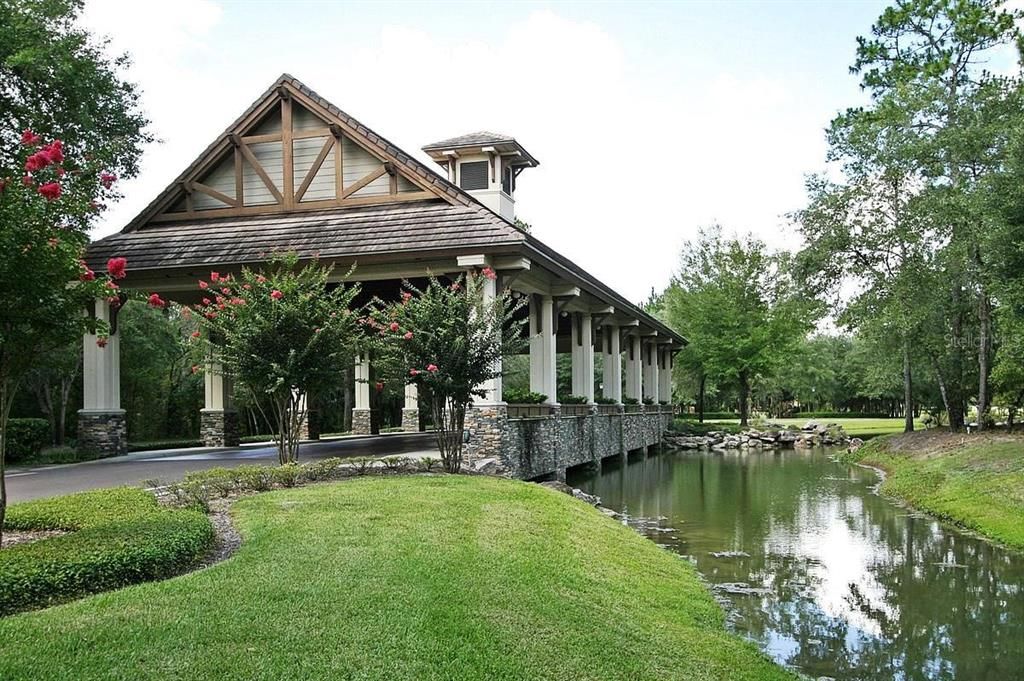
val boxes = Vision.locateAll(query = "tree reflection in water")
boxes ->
[569,449,1024,681]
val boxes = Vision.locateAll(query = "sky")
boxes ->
[81,0,891,303]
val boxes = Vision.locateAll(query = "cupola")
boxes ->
[422,132,538,221]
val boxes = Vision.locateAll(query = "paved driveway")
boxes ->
[5,433,437,502]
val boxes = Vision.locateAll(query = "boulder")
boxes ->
[540,480,574,495]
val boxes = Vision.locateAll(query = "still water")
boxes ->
[568,448,1024,681]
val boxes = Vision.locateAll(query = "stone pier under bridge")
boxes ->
[465,404,674,480]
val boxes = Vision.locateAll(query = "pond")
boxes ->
[567,447,1024,681]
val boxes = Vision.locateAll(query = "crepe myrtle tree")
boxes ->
[190,253,361,465]
[0,130,132,545]
[368,269,527,473]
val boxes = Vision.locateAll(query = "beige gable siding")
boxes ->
[293,136,335,202]
[250,110,281,136]
[244,141,283,206]
[292,104,326,131]
[342,136,389,196]
[194,156,236,210]
[398,175,418,193]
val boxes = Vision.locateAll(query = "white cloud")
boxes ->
[83,3,831,302]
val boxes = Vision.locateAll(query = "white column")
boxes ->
[624,333,642,401]
[601,324,621,403]
[404,383,418,411]
[203,362,233,411]
[570,313,595,402]
[642,340,658,403]
[477,270,503,403]
[82,298,121,411]
[354,353,371,410]
[529,294,557,403]
[658,347,673,404]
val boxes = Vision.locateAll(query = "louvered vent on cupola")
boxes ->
[422,132,539,221]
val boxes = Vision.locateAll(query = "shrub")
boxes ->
[595,396,618,405]
[380,456,412,473]
[0,487,213,616]
[348,457,376,475]
[622,396,640,405]
[232,465,274,491]
[270,463,301,488]
[3,418,51,463]
[127,439,204,453]
[300,458,344,483]
[418,457,440,472]
[642,397,654,406]
[503,387,548,404]
[239,434,275,444]
[29,446,80,465]
[182,468,236,498]
[559,395,588,404]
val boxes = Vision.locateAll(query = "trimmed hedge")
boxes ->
[502,387,548,404]
[127,439,204,453]
[0,487,213,616]
[3,419,51,463]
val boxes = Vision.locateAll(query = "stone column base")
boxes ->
[77,410,127,458]
[299,409,320,441]
[401,408,420,432]
[464,403,510,474]
[200,409,239,447]
[351,408,372,435]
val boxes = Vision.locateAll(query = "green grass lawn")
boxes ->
[843,431,1024,550]
[694,417,916,439]
[0,476,792,680]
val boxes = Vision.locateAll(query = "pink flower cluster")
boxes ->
[20,129,117,202]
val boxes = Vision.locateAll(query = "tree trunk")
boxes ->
[698,373,706,424]
[976,290,992,430]
[342,366,353,432]
[930,353,954,432]
[903,337,914,433]
[1,378,17,548]
[738,371,750,428]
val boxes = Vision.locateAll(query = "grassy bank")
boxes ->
[0,476,792,680]
[842,431,1024,550]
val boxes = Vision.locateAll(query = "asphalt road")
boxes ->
[5,433,437,502]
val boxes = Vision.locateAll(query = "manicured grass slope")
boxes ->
[844,432,1024,550]
[0,476,791,681]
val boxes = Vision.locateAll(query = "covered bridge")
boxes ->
[83,74,685,480]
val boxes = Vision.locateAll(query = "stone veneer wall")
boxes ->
[298,409,320,441]
[494,406,667,480]
[401,408,420,433]
[351,408,372,435]
[77,410,127,458]
[200,409,240,447]
[464,404,510,471]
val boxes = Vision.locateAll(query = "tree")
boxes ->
[849,0,1022,429]
[191,255,361,465]
[663,227,820,426]
[25,343,80,446]
[0,0,151,179]
[369,270,526,473]
[1,130,126,545]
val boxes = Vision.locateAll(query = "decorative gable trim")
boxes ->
[125,75,464,232]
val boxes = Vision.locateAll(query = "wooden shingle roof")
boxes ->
[86,200,525,272]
